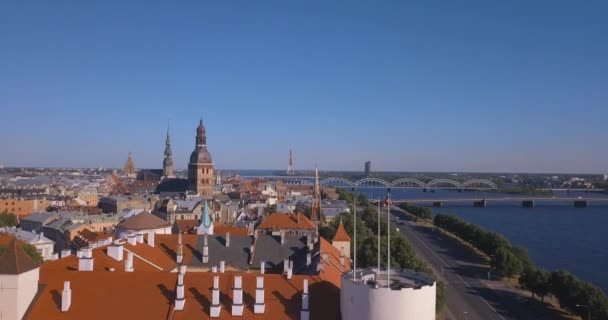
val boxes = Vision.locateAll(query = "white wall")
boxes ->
[116,226,172,239]
[0,268,39,320]
[341,277,436,320]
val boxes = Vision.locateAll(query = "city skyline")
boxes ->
[1,2,607,173]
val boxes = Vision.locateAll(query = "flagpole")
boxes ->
[353,187,357,282]
[377,197,380,274]
[387,188,391,287]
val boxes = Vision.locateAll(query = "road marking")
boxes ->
[396,210,507,320]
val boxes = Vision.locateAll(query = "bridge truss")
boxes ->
[313,177,496,190]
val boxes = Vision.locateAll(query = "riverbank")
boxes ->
[396,211,603,319]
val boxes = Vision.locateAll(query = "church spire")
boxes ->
[163,120,175,178]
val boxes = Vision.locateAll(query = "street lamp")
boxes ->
[576,304,591,320]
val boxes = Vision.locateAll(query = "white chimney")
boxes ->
[107,243,123,261]
[254,276,265,314]
[260,261,265,275]
[175,272,185,311]
[96,240,105,247]
[210,276,221,317]
[51,253,59,260]
[203,243,209,264]
[283,258,289,274]
[300,279,310,320]
[287,268,293,279]
[232,276,244,316]
[127,234,137,246]
[106,236,113,244]
[212,266,218,273]
[280,230,285,245]
[147,231,155,247]
[179,265,187,274]
[61,281,71,312]
[78,248,94,271]
[125,252,134,272]
[61,249,71,258]
[225,232,230,247]
[306,253,311,267]
[219,260,225,273]
[76,250,83,258]
[136,233,144,244]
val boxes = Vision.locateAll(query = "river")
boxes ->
[357,188,608,293]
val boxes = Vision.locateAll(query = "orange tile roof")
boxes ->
[42,246,161,273]
[174,219,199,234]
[0,237,40,274]
[333,220,351,242]
[116,211,171,230]
[257,213,316,231]
[27,272,341,320]
[213,222,249,236]
[318,237,351,288]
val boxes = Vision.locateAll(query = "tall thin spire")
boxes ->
[311,167,321,221]
[163,120,174,178]
[287,148,294,175]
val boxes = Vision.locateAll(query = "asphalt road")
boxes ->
[390,206,564,320]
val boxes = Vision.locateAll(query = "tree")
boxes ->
[0,242,43,264]
[532,269,551,302]
[0,212,18,227]
[491,246,523,278]
[357,193,369,206]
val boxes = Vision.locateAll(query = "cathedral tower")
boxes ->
[124,152,136,179]
[188,118,214,198]
[163,123,175,178]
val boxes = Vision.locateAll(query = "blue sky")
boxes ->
[1,1,607,173]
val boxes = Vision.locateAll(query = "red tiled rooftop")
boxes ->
[333,221,351,242]
[213,222,249,236]
[0,237,40,275]
[257,213,316,231]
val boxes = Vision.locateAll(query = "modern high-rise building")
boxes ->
[364,161,371,177]
[188,118,214,199]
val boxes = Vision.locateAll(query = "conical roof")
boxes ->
[333,220,351,242]
[0,238,40,275]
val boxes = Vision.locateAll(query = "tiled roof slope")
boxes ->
[333,220,351,242]
[116,211,171,230]
[0,237,40,275]
[26,272,341,320]
[257,213,316,230]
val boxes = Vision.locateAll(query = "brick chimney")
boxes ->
[61,281,72,312]
[231,276,244,316]
[254,276,265,314]
[300,279,310,320]
[210,276,221,317]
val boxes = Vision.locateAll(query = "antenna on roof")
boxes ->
[386,188,391,287]
[352,187,357,282]
[377,198,380,275]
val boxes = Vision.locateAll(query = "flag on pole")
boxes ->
[384,196,392,207]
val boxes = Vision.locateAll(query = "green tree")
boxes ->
[491,246,523,278]
[0,212,18,227]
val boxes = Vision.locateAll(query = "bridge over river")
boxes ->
[387,197,608,208]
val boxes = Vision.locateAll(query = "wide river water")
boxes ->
[358,188,608,293]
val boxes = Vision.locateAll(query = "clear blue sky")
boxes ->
[1,1,607,173]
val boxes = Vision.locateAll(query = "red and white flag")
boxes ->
[384,196,392,207]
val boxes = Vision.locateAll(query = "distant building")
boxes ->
[76,187,99,207]
[188,119,215,199]
[115,211,172,238]
[0,227,55,260]
[364,161,371,177]
[0,197,51,217]
[98,196,149,214]
[123,153,136,179]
